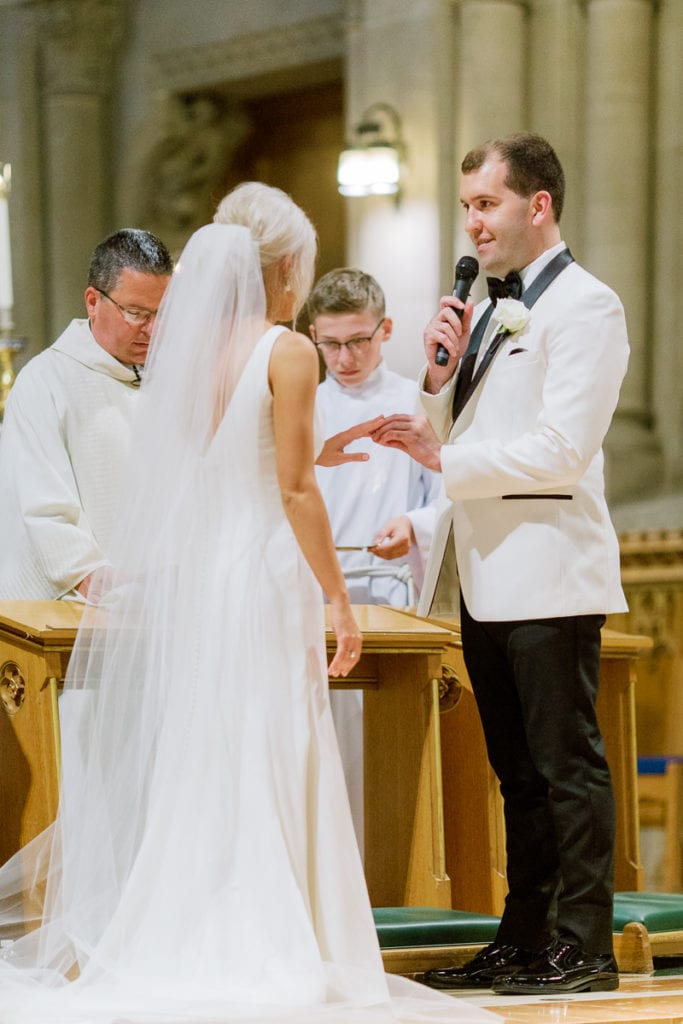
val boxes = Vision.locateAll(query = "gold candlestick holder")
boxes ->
[0,331,26,422]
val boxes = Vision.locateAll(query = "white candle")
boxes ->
[0,166,14,313]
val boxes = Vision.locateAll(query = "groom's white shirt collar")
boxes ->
[519,240,567,291]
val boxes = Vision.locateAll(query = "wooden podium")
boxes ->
[0,601,454,909]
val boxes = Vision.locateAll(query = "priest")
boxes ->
[0,229,173,600]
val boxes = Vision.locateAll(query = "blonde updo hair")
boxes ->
[213,182,317,320]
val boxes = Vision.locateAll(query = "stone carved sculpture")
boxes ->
[137,92,249,253]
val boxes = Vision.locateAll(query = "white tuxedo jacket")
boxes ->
[418,259,629,622]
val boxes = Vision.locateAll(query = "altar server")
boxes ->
[309,269,440,850]
[310,268,440,607]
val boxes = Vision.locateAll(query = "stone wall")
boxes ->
[0,0,680,520]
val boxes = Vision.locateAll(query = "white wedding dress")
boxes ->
[0,226,494,1024]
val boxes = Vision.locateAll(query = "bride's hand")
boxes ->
[315,416,385,467]
[327,598,363,678]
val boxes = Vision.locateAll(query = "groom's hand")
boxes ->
[369,415,442,472]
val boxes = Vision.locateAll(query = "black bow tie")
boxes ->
[487,271,523,303]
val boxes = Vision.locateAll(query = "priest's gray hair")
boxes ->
[88,228,174,292]
[213,182,317,319]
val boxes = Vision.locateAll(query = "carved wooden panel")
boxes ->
[608,530,683,755]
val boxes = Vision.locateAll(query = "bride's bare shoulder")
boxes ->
[270,329,318,374]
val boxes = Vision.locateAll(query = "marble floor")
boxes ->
[455,975,683,1023]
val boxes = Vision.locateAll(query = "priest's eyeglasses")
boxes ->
[315,318,385,357]
[96,288,158,327]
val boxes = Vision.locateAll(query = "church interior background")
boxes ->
[1,0,682,891]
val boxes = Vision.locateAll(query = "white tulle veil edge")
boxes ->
[0,221,496,1024]
[0,220,270,968]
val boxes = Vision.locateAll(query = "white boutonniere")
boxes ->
[493,298,531,335]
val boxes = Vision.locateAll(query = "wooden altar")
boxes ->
[0,601,454,909]
[0,600,650,917]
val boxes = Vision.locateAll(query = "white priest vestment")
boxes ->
[0,319,140,599]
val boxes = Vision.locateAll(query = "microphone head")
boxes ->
[455,255,479,282]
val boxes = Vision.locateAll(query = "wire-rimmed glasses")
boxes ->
[314,317,385,357]
[96,288,158,327]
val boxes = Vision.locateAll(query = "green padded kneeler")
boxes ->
[613,892,683,932]
[374,896,683,976]
[374,894,683,949]
[612,892,683,972]
[373,907,500,949]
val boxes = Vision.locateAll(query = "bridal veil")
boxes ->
[0,220,494,1024]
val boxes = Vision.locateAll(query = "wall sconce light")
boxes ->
[337,103,405,198]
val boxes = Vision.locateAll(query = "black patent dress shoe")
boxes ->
[420,942,534,990]
[492,938,619,994]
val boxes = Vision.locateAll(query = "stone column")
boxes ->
[453,0,527,281]
[528,0,584,250]
[0,2,50,358]
[653,0,683,489]
[455,0,527,152]
[583,0,659,502]
[343,0,457,379]
[39,0,125,338]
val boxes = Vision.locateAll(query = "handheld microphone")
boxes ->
[435,255,479,366]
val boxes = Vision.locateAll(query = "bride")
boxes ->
[0,183,494,1023]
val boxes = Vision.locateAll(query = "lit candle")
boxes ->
[0,165,14,315]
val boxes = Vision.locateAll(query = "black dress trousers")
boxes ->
[459,593,616,954]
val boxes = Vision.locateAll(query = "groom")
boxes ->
[371,132,629,995]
